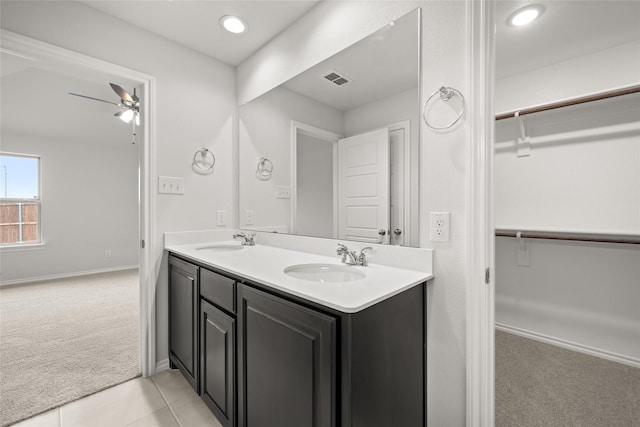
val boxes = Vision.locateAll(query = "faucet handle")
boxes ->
[337,243,348,253]
[358,247,373,266]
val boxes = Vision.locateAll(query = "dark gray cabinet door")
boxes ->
[168,256,199,391]
[201,300,235,427]
[238,285,336,427]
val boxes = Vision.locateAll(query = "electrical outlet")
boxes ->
[216,210,226,227]
[276,185,291,199]
[430,212,450,242]
[105,250,111,258]
[245,210,254,225]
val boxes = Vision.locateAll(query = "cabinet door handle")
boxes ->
[378,229,387,236]
[393,229,402,236]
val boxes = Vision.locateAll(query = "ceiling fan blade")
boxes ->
[110,83,134,104]
[68,92,120,106]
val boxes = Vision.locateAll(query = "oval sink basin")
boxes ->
[196,244,244,252]
[283,263,365,283]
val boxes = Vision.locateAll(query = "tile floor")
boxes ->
[11,370,222,427]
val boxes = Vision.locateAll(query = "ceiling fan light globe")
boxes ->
[119,109,134,123]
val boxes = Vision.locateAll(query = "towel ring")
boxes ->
[256,157,273,180]
[423,86,466,131]
[192,148,215,174]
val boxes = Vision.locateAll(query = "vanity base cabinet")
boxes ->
[346,282,425,427]
[238,284,337,427]
[200,300,236,427]
[168,256,199,392]
[168,252,426,427]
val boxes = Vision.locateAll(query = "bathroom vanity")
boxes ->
[166,239,432,427]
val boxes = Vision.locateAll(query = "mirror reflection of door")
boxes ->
[338,128,389,244]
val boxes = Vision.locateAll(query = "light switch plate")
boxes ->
[216,210,226,226]
[276,185,291,199]
[159,176,185,195]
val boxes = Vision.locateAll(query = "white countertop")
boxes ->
[165,241,433,313]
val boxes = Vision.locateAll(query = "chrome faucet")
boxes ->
[233,232,255,246]
[337,243,373,266]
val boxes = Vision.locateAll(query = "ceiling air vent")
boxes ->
[323,70,351,86]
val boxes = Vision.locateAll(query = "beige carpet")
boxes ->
[496,329,640,427]
[0,269,140,426]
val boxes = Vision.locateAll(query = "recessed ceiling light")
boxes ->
[220,15,247,34]
[507,4,545,27]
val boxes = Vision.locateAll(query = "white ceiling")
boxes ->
[82,0,320,66]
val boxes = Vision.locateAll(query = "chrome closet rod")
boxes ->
[495,230,640,245]
[495,84,640,121]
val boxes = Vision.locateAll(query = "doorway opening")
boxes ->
[0,30,154,425]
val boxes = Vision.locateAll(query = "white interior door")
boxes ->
[338,128,390,244]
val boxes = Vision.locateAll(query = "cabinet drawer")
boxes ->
[200,268,235,313]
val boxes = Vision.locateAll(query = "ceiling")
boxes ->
[80,1,640,78]
[82,0,320,66]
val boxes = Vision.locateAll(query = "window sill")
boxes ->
[0,243,47,252]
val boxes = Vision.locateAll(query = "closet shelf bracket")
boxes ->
[515,111,531,157]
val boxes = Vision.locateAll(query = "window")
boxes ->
[0,153,41,246]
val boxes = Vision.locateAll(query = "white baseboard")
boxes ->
[155,358,170,374]
[495,323,640,369]
[0,265,139,287]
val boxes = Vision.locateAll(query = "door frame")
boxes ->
[1,30,157,376]
[290,121,342,237]
[466,1,496,426]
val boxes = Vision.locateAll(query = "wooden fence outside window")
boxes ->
[0,202,39,244]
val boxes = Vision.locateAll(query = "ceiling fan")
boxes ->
[69,83,140,125]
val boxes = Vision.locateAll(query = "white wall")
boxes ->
[1,1,236,364]
[238,86,343,231]
[296,133,334,238]
[495,95,640,232]
[238,2,471,424]
[496,40,640,114]
[495,40,640,365]
[0,133,139,283]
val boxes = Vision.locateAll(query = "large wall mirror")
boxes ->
[238,8,420,247]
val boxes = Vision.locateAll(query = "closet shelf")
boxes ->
[495,227,640,245]
[495,84,640,121]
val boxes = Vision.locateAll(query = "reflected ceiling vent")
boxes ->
[323,70,351,86]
